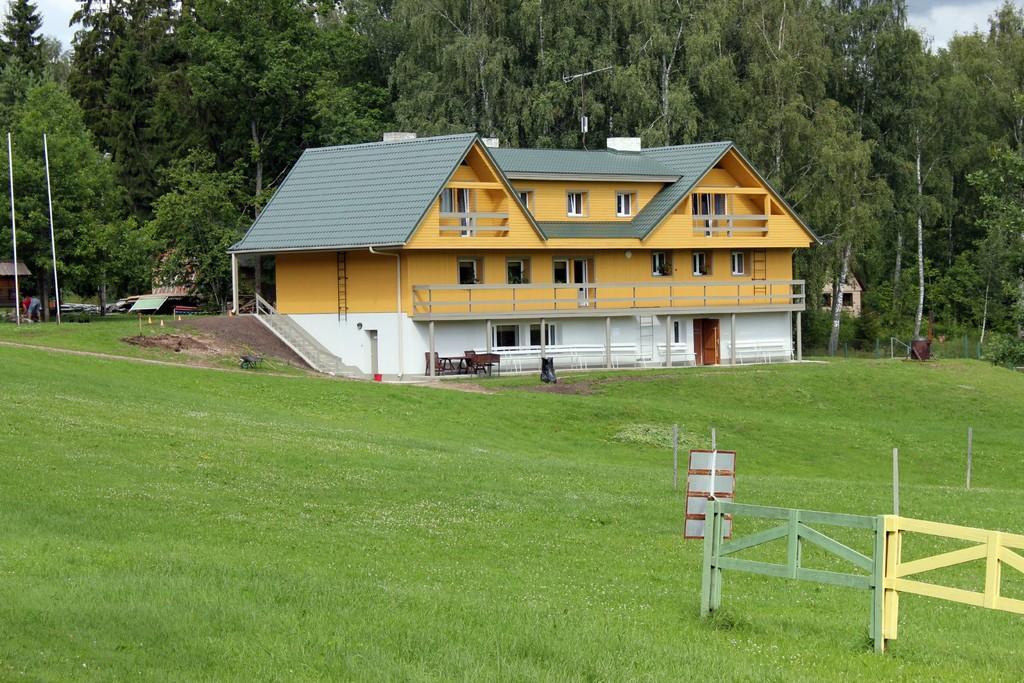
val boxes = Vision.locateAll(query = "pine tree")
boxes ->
[1,0,44,76]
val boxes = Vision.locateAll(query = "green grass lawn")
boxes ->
[2,347,1022,680]
[0,316,303,374]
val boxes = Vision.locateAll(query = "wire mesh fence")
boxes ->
[803,335,985,360]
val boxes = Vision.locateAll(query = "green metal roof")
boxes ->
[230,135,813,252]
[490,148,679,178]
[539,222,639,238]
[230,133,478,253]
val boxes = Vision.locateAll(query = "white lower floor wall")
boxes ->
[288,310,797,377]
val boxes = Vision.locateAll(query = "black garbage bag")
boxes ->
[540,357,557,383]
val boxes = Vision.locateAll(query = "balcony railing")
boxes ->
[412,279,805,318]
[439,211,510,236]
[692,214,769,236]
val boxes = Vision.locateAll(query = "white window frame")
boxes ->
[493,324,520,348]
[692,192,727,232]
[553,258,569,284]
[457,258,480,285]
[731,251,746,276]
[652,251,671,277]
[567,191,587,217]
[692,251,708,277]
[518,189,534,212]
[442,187,474,236]
[506,257,529,284]
[616,191,634,217]
[529,323,557,346]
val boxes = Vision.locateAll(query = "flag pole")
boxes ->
[43,133,60,324]
[7,132,19,325]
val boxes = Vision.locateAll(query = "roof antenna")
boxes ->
[563,66,613,150]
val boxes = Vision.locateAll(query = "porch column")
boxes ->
[254,254,262,299]
[605,317,612,369]
[540,318,546,357]
[730,313,737,366]
[486,320,492,353]
[664,315,672,367]
[428,320,436,377]
[796,311,803,361]
[231,252,239,314]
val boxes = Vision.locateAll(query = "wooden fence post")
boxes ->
[710,504,724,611]
[892,448,900,516]
[966,427,973,490]
[700,499,717,616]
[673,424,679,490]
[872,515,886,652]
[883,517,901,641]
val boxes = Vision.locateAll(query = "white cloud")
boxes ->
[36,0,79,51]
[908,1,1003,49]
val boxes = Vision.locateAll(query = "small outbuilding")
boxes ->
[0,261,30,309]
[821,273,864,317]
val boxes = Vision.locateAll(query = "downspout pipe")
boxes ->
[368,247,404,379]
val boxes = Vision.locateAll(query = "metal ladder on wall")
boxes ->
[752,249,768,298]
[337,251,348,321]
[638,316,655,367]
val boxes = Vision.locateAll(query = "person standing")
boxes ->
[28,295,41,322]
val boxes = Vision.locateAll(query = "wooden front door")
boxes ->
[694,318,720,366]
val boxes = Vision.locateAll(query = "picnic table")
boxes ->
[425,351,501,376]
[466,352,500,376]
[439,355,467,373]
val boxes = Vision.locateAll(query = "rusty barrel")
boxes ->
[910,337,931,361]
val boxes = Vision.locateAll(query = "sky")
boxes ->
[907,0,1007,47]
[25,0,1021,53]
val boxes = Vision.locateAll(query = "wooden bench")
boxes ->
[240,354,264,369]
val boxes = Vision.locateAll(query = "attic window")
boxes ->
[518,190,534,212]
[616,192,635,217]
[566,191,588,217]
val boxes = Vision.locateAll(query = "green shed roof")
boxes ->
[490,148,679,178]
[129,296,168,312]
[230,133,477,253]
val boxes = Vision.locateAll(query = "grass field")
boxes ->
[0,316,303,374]
[2,341,1023,680]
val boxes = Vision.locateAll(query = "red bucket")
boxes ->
[373,374,383,382]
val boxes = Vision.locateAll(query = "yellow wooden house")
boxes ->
[229,133,816,377]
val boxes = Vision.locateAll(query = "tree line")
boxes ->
[0,0,1022,349]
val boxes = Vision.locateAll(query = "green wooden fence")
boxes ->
[700,500,887,652]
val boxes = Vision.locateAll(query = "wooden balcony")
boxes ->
[439,211,510,236]
[692,214,769,236]
[412,279,805,320]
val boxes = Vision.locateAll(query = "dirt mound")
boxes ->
[123,334,216,354]
[170,316,308,368]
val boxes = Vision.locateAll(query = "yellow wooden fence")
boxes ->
[882,515,1024,644]
[701,503,1024,652]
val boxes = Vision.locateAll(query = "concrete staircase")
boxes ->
[249,295,361,377]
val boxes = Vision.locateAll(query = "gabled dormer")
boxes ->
[641,144,817,249]
[404,139,546,249]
